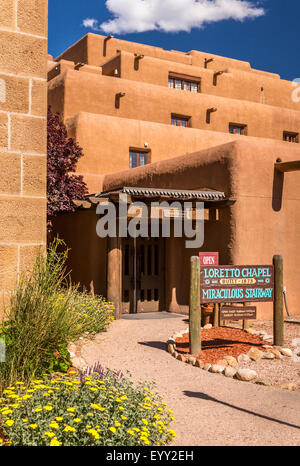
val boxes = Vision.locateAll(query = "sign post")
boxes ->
[199,253,219,326]
[273,255,284,346]
[189,256,201,355]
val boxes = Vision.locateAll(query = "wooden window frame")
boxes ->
[168,72,201,93]
[229,123,248,136]
[283,131,299,143]
[129,148,151,169]
[171,114,191,128]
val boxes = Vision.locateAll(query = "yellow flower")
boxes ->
[22,419,28,423]
[55,417,63,421]
[142,419,148,425]
[44,406,53,411]
[121,415,127,420]
[49,421,59,430]
[67,407,75,412]
[127,430,135,435]
[109,427,116,433]
[74,418,81,423]
[114,421,121,427]
[5,420,14,427]
[50,437,62,447]
[44,432,55,438]
[35,407,43,412]
[88,429,100,439]
[30,424,38,429]
[64,426,76,433]
[118,406,125,410]
[90,403,105,411]
[1,409,13,415]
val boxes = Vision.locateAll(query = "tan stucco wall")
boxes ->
[48,33,300,182]
[0,0,48,316]
[64,112,298,193]
[100,139,300,319]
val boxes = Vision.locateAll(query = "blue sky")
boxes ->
[49,0,299,81]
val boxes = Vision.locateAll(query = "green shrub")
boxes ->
[0,372,176,446]
[0,240,114,390]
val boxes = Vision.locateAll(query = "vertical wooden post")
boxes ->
[107,236,122,320]
[213,303,219,327]
[189,256,201,354]
[273,255,284,346]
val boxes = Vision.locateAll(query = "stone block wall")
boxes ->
[0,0,48,316]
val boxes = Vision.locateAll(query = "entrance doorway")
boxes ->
[122,237,165,313]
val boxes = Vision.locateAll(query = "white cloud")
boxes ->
[83,0,265,34]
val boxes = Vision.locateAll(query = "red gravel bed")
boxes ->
[175,327,266,364]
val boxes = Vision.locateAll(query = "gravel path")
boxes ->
[81,315,300,446]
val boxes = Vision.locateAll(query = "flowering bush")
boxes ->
[0,371,176,447]
[0,240,114,389]
[72,292,115,335]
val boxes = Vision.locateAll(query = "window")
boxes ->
[283,132,299,143]
[229,123,247,136]
[129,150,150,168]
[168,73,200,93]
[171,115,190,127]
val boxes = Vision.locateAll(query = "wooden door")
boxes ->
[122,237,165,314]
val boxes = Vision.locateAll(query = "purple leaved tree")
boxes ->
[47,108,88,228]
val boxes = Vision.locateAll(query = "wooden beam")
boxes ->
[275,161,300,173]
[88,196,110,204]
[72,200,92,209]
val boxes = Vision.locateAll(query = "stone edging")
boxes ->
[167,325,295,387]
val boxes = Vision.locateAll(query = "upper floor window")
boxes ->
[168,73,200,93]
[129,150,150,169]
[229,123,247,136]
[171,114,190,127]
[283,131,299,143]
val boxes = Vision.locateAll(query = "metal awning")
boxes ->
[94,186,227,201]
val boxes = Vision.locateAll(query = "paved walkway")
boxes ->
[81,315,300,446]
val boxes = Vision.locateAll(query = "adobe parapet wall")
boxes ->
[50,34,299,112]
[56,33,279,78]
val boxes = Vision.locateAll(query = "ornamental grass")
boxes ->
[0,240,114,390]
[0,371,176,446]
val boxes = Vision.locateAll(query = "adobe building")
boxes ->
[0,0,48,317]
[49,33,300,319]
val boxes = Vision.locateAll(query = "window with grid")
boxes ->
[283,132,299,143]
[229,123,247,135]
[168,74,200,93]
[171,115,190,127]
[129,150,149,168]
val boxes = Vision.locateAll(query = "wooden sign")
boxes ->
[199,252,219,266]
[220,306,257,321]
[200,265,274,304]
